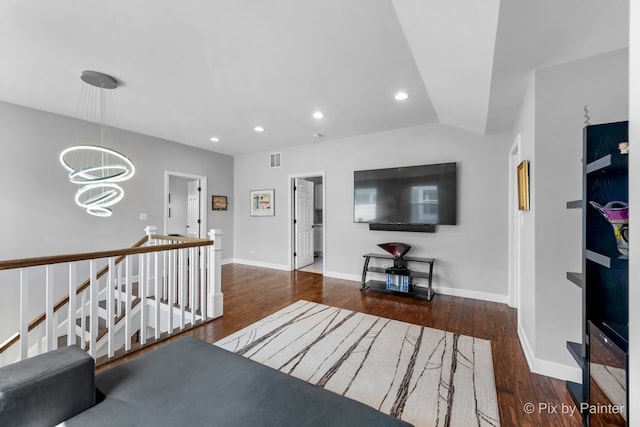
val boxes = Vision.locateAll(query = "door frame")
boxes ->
[508,135,522,309]
[164,170,207,237]
[287,171,326,273]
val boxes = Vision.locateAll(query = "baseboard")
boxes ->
[517,321,582,382]
[431,285,509,304]
[323,271,360,282]
[221,258,234,265]
[231,258,290,271]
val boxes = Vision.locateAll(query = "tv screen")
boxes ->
[354,162,457,225]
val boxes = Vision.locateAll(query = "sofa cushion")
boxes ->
[0,345,95,427]
[65,336,411,426]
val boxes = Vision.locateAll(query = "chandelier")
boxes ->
[59,71,135,217]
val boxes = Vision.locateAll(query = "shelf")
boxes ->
[566,272,583,288]
[566,200,583,209]
[362,280,434,301]
[566,341,585,369]
[363,253,435,263]
[586,250,610,267]
[366,266,431,280]
[565,381,583,407]
[585,250,628,268]
[586,153,628,174]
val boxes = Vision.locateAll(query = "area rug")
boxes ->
[214,300,500,427]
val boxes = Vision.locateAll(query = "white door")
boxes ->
[186,179,201,238]
[294,178,314,269]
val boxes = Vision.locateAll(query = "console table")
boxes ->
[360,253,435,301]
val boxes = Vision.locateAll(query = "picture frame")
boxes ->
[212,195,228,211]
[517,160,530,211]
[250,189,274,216]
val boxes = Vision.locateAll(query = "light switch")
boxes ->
[139,213,148,220]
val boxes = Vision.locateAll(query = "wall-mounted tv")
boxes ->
[354,162,457,226]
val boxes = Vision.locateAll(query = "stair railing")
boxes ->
[0,227,223,367]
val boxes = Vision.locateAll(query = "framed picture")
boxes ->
[250,189,274,216]
[212,195,228,211]
[517,160,530,211]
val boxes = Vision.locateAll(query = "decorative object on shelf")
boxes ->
[59,71,135,217]
[377,242,411,269]
[250,189,274,216]
[212,195,228,211]
[517,160,530,211]
[589,201,629,256]
[619,142,629,154]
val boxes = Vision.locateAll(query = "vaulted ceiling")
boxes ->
[0,0,629,156]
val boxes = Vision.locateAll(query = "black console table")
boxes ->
[360,253,435,301]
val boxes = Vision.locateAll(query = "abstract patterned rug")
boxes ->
[214,300,500,427]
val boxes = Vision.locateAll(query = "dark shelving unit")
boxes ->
[567,121,629,426]
[360,253,435,301]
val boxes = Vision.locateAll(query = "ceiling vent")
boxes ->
[269,152,281,168]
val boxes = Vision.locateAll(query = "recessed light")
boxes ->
[254,126,265,132]
[210,137,220,142]
[394,91,409,101]
[312,111,324,119]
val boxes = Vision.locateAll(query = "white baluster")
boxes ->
[179,248,186,329]
[68,264,76,347]
[89,260,98,357]
[46,265,55,351]
[200,244,207,321]
[167,249,174,333]
[117,263,122,318]
[19,269,29,360]
[189,247,196,325]
[107,257,115,358]
[81,290,87,348]
[162,249,168,302]
[139,253,147,345]
[154,251,160,339]
[207,229,224,318]
[36,323,43,355]
[125,256,132,351]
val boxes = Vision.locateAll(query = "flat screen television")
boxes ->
[354,162,457,225]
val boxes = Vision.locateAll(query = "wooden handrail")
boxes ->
[0,238,212,270]
[0,235,213,353]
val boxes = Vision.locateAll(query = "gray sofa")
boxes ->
[0,336,412,427]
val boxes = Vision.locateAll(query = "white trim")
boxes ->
[231,258,290,271]
[517,321,581,382]
[432,285,509,304]
[323,270,360,282]
[508,135,522,309]
[163,170,208,238]
[287,171,326,274]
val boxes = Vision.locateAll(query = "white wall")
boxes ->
[513,73,538,361]
[513,48,629,380]
[0,101,234,342]
[234,122,512,301]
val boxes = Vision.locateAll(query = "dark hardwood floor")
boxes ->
[99,264,582,427]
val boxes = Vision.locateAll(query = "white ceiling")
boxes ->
[0,0,629,156]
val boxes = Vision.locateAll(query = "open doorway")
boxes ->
[164,171,207,238]
[288,172,325,274]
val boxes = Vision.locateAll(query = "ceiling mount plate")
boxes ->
[81,70,118,89]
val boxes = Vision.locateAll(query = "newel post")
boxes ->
[144,225,158,243]
[207,229,224,318]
